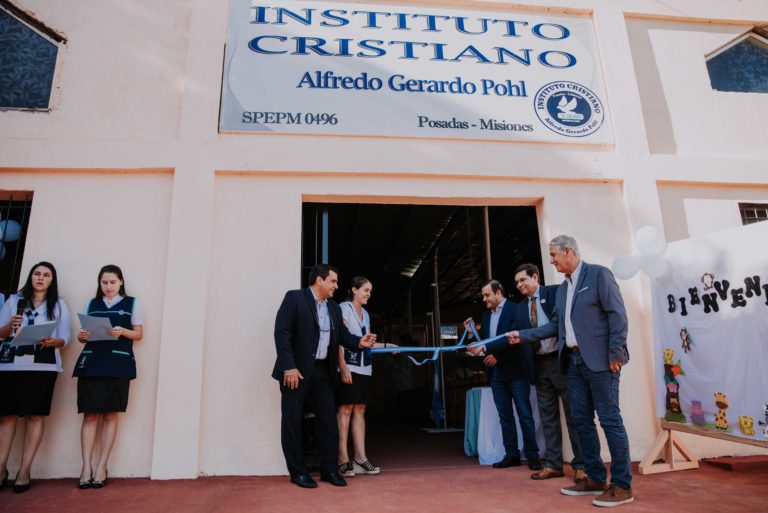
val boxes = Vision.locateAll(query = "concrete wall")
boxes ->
[626,18,768,158]
[1,0,767,479]
[658,183,768,241]
[0,170,172,478]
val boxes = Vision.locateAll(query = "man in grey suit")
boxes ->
[513,263,585,482]
[508,236,633,508]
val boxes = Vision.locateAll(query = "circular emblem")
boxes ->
[118,310,125,315]
[534,81,605,137]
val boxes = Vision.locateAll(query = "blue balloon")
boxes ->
[0,220,21,242]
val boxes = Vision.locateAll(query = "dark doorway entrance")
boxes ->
[301,202,544,468]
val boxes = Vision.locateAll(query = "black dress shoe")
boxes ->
[492,456,521,468]
[290,474,318,489]
[13,480,31,493]
[78,471,93,489]
[91,470,108,489]
[527,459,543,471]
[320,472,347,486]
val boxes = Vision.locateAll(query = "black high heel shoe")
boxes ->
[12,473,31,494]
[91,470,108,489]
[78,471,93,489]
[0,467,8,490]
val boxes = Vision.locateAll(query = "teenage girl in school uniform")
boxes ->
[73,265,143,489]
[0,261,71,493]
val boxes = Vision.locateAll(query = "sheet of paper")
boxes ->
[78,313,118,340]
[11,321,57,347]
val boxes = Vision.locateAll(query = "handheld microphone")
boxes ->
[13,299,24,336]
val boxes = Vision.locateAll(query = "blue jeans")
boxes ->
[567,351,632,490]
[490,373,539,461]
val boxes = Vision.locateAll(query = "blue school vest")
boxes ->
[72,296,137,379]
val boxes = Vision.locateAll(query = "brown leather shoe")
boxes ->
[560,477,608,496]
[573,469,588,483]
[592,485,634,507]
[531,467,565,480]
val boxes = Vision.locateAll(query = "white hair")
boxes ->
[549,235,580,257]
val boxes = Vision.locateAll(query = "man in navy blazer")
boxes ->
[469,279,540,469]
[513,263,584,483]
[273,264,375,488]
[508,236,633,507]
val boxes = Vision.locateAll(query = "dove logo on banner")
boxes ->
[534,81,605,137]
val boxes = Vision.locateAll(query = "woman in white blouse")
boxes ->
[0,262,71,493]
[336,276,395,477]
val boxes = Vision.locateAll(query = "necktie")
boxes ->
[27,310,39,325]
[530,298,541,353]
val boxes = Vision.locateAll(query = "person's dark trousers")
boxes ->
[567,351,632,490]
[534,353,584,470]
[280,360,339,477]
[490,372,539,461]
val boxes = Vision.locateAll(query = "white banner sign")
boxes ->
[220,0,613,143]
[652,222,768,442]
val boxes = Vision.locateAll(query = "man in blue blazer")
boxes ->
[513,263,584,482]
[470,279,540,469]
[508,236,633,507]
[273,264,375,488]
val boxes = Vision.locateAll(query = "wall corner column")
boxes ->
[150,165,215,479]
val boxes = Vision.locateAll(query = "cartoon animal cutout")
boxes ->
[738,416,755,436]
[714,392,729,430]
[663,349,685,420]
[690,400,706,426]
[759,404,768,439]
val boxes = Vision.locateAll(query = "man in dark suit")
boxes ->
[273,264,375,489]
[508,236,633,507]
[469,279,540,470]
[513,263,584,482]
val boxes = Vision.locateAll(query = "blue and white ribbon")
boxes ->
[370,321,509,366]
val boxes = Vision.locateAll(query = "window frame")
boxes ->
[0,1,66,112]
[738,202,768,226]
[706,30,768,61]
[704,30,768,94]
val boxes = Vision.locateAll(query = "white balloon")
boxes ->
[635,226,667,255]
[0,220,22,242]
[0,243,5,260]
[611,255,642,280]
[641,254,670,278]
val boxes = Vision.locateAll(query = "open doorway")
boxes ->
[301,202,544,469]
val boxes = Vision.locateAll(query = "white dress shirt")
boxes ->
[564,261,584,348]
[489,298,506,337]
[310,288,331,360]
[0,294,72,372]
